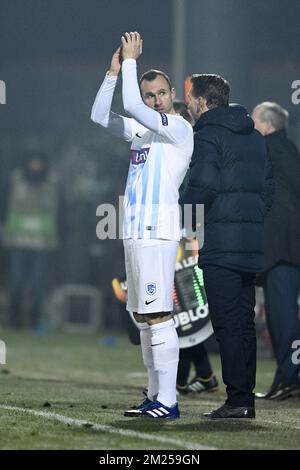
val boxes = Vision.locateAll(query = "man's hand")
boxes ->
[121,32,143,61]
[108,46,122,76]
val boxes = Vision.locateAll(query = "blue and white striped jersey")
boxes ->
[91,59,193,241]
[123,117,192,240]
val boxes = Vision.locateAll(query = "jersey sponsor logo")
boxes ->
[145,282,157,296]
[131,147,149,165]
[160,113,168,126]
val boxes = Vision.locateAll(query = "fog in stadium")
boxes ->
[0,0,299,453]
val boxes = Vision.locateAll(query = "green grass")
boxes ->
[0,327,299,450]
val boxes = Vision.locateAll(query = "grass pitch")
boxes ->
[0,327,299,450]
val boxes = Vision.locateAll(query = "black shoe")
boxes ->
[268,384,300,400]
[255,383,280,399]
[203,403,255,419]
[255,383,300,400]
[187,374,219,393]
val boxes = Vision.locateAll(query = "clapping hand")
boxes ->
[109,46,122,76]
[121,31,143,61]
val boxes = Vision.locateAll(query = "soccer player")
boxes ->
[91,32,193,419]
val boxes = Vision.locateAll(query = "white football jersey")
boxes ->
[123,116,193,240]
[91,59,193,241]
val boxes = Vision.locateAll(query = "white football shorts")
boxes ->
[123,239,179,314]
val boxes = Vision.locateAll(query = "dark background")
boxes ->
[0,0,299,328]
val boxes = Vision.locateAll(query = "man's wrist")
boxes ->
[122,58,136,64]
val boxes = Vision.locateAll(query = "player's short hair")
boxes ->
[191,74,230,109]
[139,69,172,91]
[253,102,289,130]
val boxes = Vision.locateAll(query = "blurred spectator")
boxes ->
[252,102,300,400]
[1,151,64,329]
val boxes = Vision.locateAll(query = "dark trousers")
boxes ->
[203,265,256,407]
[177,342,213,386]
[8,248,49,328]
[263,263,300,385]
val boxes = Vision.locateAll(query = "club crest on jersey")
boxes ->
[145,282,157,296]
[131,147,149,165]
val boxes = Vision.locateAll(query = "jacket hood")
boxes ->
[194,104,254,135]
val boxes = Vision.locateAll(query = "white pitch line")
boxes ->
[0,404,216,450]
[257,418,300,431]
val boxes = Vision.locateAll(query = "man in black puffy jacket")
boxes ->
[181,74,273,419]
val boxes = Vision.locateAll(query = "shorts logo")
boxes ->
[131,147,149,165]
[145,282,157,296]
[145,298,157,305]
[160,113,168,126]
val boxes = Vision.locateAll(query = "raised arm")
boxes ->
[91,47,137,142]
[121,32,190,144]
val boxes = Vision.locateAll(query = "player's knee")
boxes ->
[133,312,146,323]
[145,312,172,325]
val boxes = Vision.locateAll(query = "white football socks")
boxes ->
[150,319,179,407]
[139,322,158,401]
